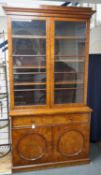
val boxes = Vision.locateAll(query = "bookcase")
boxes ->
[4,5,94,173]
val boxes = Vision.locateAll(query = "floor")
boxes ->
[0,144,101,175]
[0,153,11,175]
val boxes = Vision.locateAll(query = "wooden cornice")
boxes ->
[3,5,95,19]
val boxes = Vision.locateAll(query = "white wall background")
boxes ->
[90,24,101,53]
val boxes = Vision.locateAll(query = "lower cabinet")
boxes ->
[11,113,90,170]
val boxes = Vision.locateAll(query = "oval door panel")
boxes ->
[17,132,47,161]
[57,130,84,157]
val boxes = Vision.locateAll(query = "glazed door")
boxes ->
[9,17,50,108]
[51,19,87,106]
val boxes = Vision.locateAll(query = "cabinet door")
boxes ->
[12,127,51,166]
[52,122,90,162]
[10,18,50,107]
[53,20,87,105]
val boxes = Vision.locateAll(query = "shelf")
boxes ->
[14,89,46,92]
[0,94,7,99]
[14,87,83,92]
[55,87,84,90]
[55,55,85,58]
[0,119,9,121]
[0,64,6,68]
[12,35,46,39]
[55,59,84,63]
[0,93,7,95]
[12,35,85,40]
[14,72,46,75]
[13,54,46,57]
[13,66,46,69]
[14,82,46,86]
[1,106,8,109]
[0,132,9,134]
[14,71,83,75]
[55,81,83,85]
[55,71,84,74]
[0,73,7,75]
[55,36,86,40]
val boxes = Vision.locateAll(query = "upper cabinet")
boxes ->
[4,6,94,109]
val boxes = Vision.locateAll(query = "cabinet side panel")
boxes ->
[8,17,14,108]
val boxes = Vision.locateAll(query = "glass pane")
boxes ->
[12,20,46,106]
[12,20,45,36]
[55,21,86,37]
[12,39,46,57]
[54,21,86,104]
[55,40,85,56]
[14,85,46,105]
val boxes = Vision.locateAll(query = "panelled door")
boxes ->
[12,126,52,166]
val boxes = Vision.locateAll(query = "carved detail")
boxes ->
[16,132,48,161]
[57,129,84,157]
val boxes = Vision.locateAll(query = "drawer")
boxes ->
[12,113,90,128]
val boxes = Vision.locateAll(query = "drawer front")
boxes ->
[12,113,90,128]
